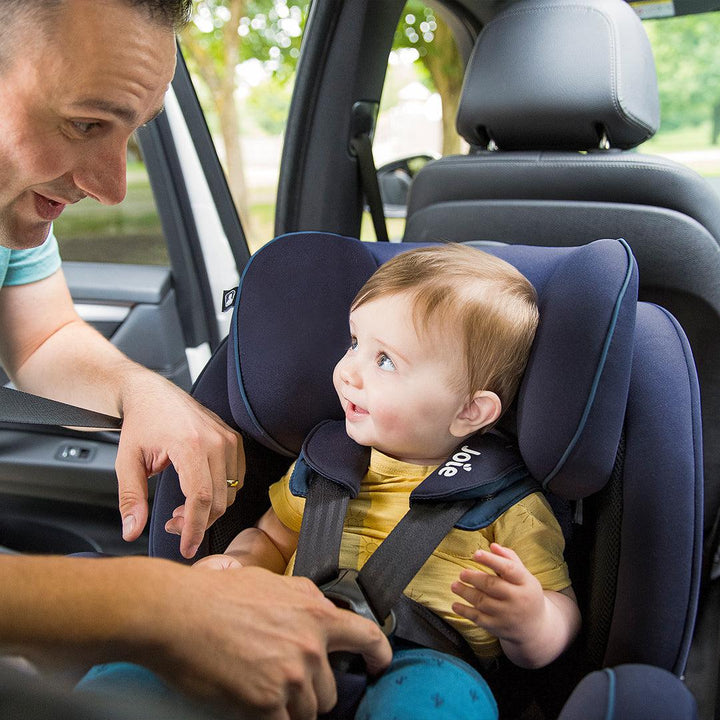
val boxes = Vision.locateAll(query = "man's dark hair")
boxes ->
[126,0,193,30]
[0,0,191,68]
[0,1,192,35]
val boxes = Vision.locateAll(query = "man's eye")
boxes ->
[71,120,100,134]
[377,353,396,372]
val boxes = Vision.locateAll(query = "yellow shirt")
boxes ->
[269,448,571,660]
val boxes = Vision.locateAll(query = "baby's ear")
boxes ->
[450,391,502,437]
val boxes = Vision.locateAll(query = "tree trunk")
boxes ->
[421,15,464,156]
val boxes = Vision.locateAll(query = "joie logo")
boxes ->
[437,446,482,477]
[222,287,238,312]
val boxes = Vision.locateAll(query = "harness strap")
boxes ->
[291,422,539,662]
[292,471,478,659]
[392,594,478,666]
[292,473,349,585]
[357,499,474,621]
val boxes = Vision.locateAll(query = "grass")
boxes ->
[643,122,720,176]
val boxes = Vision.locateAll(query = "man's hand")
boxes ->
[156,566,393,719]
[0,556,392,720]
[0,272,243,559]
[115,371,243,558]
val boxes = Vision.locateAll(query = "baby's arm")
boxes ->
[451,542,581,669]
[194,508,299,574]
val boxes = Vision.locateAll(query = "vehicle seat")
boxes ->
[149,231,702,719]
[402,0,720,559]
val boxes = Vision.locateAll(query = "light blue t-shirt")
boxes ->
[0,229,62,288]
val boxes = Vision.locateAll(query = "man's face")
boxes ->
[0,0,177,249]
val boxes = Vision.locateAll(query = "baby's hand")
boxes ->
[450,542,545,643]
[193,554,243,571]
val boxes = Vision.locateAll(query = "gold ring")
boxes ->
[226,478,240,488]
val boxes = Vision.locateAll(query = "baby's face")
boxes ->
[332,292,469,466]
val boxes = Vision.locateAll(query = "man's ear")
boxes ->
[450,391,502,437]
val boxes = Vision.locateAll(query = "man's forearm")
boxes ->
[0,269,149,417]
[10,316,146,418]
[0,555,176,665]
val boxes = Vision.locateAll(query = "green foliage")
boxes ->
[185,0,307,83]
[392,1,440,82]
[245,73,295,135]
[645,13,720,134]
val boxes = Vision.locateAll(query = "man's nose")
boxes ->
[73,140,128,205]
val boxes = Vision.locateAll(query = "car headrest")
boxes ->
[456,0,660,151]
[228,232,637,499]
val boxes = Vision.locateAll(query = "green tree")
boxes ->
[393,3,465,155]
[181,0,465,233]
[180,0,306,228]
[644,14,720,142]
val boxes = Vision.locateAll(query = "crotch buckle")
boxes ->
[320,568,396,636]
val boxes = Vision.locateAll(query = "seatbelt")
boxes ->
[0,385,121,429]
[349,133,389,242]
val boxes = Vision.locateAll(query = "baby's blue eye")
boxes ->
[377,353,396,371]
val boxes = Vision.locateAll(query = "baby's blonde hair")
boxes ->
[352,244,539,415]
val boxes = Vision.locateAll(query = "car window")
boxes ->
[635,10,720,198]
[361,1,466,241]
[53,135,169,264]
[179,0,310,254]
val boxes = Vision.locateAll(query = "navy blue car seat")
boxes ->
[149,232,701,719]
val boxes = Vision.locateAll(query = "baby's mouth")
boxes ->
[346,401,369,417]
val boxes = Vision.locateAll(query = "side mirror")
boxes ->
[376,154,438,218]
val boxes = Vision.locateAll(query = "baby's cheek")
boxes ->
[371,403,407,436]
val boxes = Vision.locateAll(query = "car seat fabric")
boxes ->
[148,231,702,718]
[557,664,697,720]
[598,303,702,672]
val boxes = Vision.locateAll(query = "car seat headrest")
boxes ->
[456,0,660,151]
[228,232,637,499]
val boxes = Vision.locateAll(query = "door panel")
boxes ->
[65,262,192,391]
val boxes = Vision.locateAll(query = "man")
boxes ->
[0,0,231,561]
[0,1,392,717]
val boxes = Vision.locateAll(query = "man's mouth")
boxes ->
[33,192,67,221]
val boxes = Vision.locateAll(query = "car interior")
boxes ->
[2,0,720,717]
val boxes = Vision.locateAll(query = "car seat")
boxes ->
[149,231,702,719]
[401,0,720,578]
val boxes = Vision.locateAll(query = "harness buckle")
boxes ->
[320,568,396,636]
